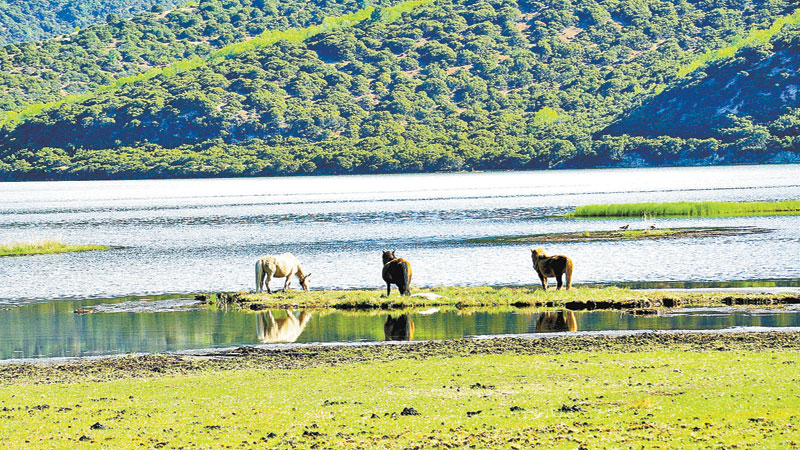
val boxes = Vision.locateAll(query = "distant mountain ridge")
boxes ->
[0,0,798,180]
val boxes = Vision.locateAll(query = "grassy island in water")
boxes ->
[0,240,111,257]
[213,285,800,312]
[467,226,770,244]
[570,200,800,218]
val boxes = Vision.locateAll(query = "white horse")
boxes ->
[255,253,311,293]
[257,310,312,343]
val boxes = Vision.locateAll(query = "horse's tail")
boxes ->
[400,261,412,296]
[565,257,573,290]
[255,260,263,292]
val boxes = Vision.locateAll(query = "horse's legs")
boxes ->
[555,271,563,290]
[266,273,273,294]
[284,268,299,291]
[538,273,548,291]
[386,283,392,296]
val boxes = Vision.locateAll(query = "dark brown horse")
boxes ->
[381,250,412,296]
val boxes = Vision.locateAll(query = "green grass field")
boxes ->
[569,200,800,218]
[0,240,110,257]
[1,333,799,449]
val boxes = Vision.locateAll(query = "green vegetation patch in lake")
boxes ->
[570,200,800,218]
[0,240,111,257]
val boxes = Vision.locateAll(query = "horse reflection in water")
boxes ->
[534,311,577,333]
[257,310,312,343]
[384,314,415,341]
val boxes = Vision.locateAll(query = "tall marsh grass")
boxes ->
[0,240,110,256]
[570,201,800,218]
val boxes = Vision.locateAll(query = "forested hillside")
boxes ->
[602,32,800,140]
[0,0,399,110]
[0,0,180,46]
[0,0,798,180]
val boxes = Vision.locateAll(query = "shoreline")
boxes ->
[3,334,799,448]
[465,226,772,244]
[4,326,800,368]
[4,329,800,376]
[4,282,799,309]
[211,285,800,311]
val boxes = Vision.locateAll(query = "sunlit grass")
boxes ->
[0,240,110,257]
[569,200,800,218]
[1,343,798,449]
[677,9,800,77]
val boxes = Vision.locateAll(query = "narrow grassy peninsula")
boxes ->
[216,285,799,311]
[0,240,110,257]
[467,226,769,244]
[570,200,800,218]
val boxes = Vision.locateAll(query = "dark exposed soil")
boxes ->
[2,331,800,385]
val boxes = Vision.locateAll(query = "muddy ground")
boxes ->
[467,226,772,244]
[3,331,799,385]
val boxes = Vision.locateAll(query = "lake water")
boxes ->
[1,164,799,304]
[3,297,800,360]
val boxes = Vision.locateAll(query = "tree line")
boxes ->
[0,0,798,180]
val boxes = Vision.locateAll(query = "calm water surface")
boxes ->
[3,297,800,360]
[2,165,799,303]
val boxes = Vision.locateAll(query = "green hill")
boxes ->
[0,0,180,46]
[605,41,800,141]
[0,0,401,111]
[597,11,800,166]
[0,0,798,180]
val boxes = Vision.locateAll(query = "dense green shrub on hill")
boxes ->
[0,0,180,46]
[0,0,798,180]
[602,26,800,139]
[0,0,402,111]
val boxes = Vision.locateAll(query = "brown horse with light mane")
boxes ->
[381,250,412,296]
[531,248,573,290]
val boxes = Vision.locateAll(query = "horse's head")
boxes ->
[382,250,396,264]
[298,273,311,291]
[531,248,545,260]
